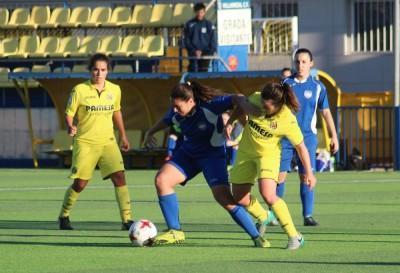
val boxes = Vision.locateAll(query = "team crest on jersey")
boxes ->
[304,90,313,99]
[106,93,113,101]
[197,122,207,130]
[270,121,277,130]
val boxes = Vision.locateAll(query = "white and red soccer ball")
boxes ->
[128,219,157,247]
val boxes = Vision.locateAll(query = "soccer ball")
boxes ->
[128,219,157,247]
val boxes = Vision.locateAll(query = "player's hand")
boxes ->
[120,135,130,152]
[143,132,157,149]
[224,123,233,140]
[303,172,317,189]
[330,136,339,154]
[67,125,77,137]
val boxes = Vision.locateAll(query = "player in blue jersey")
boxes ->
[143,81,269,247]
[278,48,339,226]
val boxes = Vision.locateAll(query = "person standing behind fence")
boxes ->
[184,2,217,72]
[277,48,339,226]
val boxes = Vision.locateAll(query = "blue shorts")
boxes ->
[168,148,229,187]
[280,136,317,173]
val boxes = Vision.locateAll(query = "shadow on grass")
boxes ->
[247,260,400,266]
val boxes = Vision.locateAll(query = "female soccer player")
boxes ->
[58,53,133,230]
[144,81,268,247]
[278,48,339,226]
[226,82,316,250]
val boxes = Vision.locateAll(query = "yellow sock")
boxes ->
[245,195,269,223]
[114,185,132,223]
[59,186,79,217]
[271,198,298,237]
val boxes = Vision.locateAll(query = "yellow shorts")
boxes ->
[70,140,125,180]
[229,152,280,184]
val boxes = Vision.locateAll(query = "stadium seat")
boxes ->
[98,35,121,55]
[134,35,164,57]
[167,3,193,27]
[29,36,59,58]
[126,5,152,27]
[41,7,70,28]
[125,130,143,150]
[0,37,19,58]
[72,64,89,73]
[49,36,79,57]
[6,8,30,29]
[112,35,143,57]
[61,6,91,27]
[53,66,72,73]
[8,35,40,58]
[0,67,14,87]
[69,36,100,57]
[0,8,9,28]
[20,6,50,29]
[148,4,173,27]
[112,64,133,73]
[31,64,51,72]
[81,6,111,27]
[102,6,131,27]
[12,67,40,87]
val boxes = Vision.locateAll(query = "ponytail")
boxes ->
[170,81,223,102]
[261,82,300,113]
[281,82,300,112]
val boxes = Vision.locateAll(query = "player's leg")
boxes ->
[297,136,318,226]
[277,146,295,198]
[58,142,100,230]
[165,134,177,161]
[99,141,133,230]
[153,150,198,245]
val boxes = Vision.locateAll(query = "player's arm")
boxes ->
[294,142,317,189]
[144,118,170,149]
[321,108,339,154]
[224,105,246,140]
[65,88,79,137]
[65,115,76,137]
[234,94,263,117]
[113,111,129,152]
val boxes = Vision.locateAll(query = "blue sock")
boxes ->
[300,182,314,218]
[229,205,259,239]
[276,182,286,198]
[230,148,238,166]
[158,193,181,230]
[166,137,177,157]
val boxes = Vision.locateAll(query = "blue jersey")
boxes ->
[283,75,329,137]
[162,95,233,158]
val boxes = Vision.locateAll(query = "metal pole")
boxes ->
[394,0,400,170]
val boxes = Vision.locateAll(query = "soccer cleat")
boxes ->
[58,216,73,230]
[152,229,185,246]
[253,236,271,248]
[304,216,319,226]
[255,210,277,237]
[287,233,304,250]
[121,220,134,231]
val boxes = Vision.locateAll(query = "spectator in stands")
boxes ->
[58,53,133,231]
[281,67,292,79]
[184,2,217,72]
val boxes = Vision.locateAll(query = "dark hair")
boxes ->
[194,2,206,12]
[261,82,300,113]
[295,48,313,61]
[88,53,111,71]
[170,81,223,102]
[281,67,291,73]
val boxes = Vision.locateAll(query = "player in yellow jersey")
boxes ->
[226,82,316,250]
[58,53,133,230]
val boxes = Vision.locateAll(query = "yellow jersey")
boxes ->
[238,92,303,157]
[65,80,121,145]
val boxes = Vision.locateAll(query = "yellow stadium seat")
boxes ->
[20,6,50,29]
[69,36,100,57]
[167,3,193,27]
[98,35,121,55]
[0,67,13,87]
[29,37,59,58]
[112,64,133,73]
[31,64,51,72]
[72,64,88,73]
[148,4,173,27]
[81,6,111,27]
[61,6,91,27]
[134,35,164,57]
[112,35,143,57]
[41,7,70,28]
[49,36,79,57]
[102,6,131,27]
[6,8,30,29]
[0,8,9,28]
[0,37,18,58]
[125,130,143,150]
[126,5,152,27]
[53,66,72,73]
[8,36,40,58]
[12,67,40,88]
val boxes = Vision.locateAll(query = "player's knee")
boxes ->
[72,179,87,192]
[111,171,126,187]
[260,190,277,205]
[154,172,167,190]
